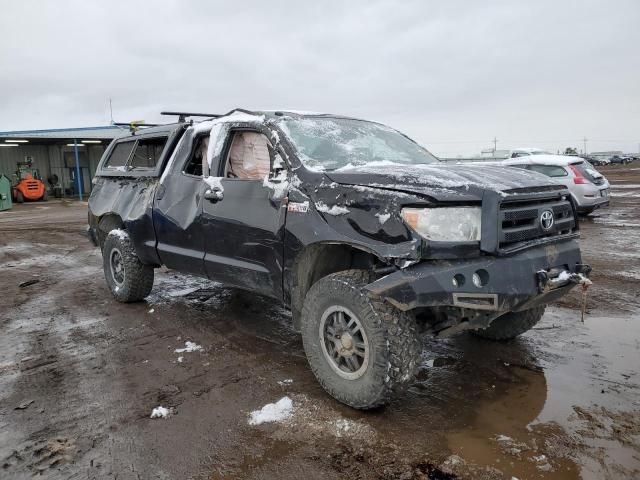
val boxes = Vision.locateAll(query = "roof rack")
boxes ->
[113,122,160,127]
[161,111,223,122]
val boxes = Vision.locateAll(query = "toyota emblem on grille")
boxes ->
[540,210,554,230]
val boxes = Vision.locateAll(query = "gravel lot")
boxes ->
[1,165,639,479]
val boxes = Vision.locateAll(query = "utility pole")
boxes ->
[583,137,588,155]
[109,97,114,124]
[493,137,498,152]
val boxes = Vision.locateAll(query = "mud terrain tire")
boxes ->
[102,230,154,302]
[472,306,545,341]
[301,270,420,409]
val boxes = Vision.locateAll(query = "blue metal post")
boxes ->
[73,138,82,201]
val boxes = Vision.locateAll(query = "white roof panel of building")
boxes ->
[0,125,126,140]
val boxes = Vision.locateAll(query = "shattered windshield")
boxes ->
[279,117,439,171]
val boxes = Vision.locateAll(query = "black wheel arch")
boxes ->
[288,242,389,331]
[96,213,125,250]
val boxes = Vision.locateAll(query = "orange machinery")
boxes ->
[12,160,47,203]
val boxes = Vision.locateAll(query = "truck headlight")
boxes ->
[401,207,481,242]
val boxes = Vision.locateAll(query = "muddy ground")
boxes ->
[1,165,639,480]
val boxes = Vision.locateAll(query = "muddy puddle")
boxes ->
[439,309,640,479]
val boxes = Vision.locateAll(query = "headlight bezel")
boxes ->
[401,206,482,243]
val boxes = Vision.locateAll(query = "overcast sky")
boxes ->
[1,0,638,156]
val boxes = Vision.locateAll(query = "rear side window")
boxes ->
[572,161,602,182]
[183,135,209,177]
[130,137,168,169]
[105,141,136,168]
[529,165,567,177]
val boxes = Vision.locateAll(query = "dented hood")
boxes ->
[324,163,563,202]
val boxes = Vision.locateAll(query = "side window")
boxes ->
[529,165,568,177]
[104,141,136,168]
[225,131,271,180]
[183,135,209,177]
[130,137,167,169]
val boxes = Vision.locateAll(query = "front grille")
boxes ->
[499,195,576,249]
[26,181,40,190]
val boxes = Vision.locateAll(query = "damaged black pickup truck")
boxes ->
[88,109,590,409]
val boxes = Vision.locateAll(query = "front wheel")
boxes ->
[102,230,154,302]
[472,306,545,341]
[16,191,24,203]
[301,270,421,409]
[578,207,595,216]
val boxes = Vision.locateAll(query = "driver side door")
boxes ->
[201,126,288,300]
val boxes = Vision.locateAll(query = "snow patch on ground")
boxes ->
[277,379,293,386]
[248,396,294,425]
[174,341,203,353]
[167,287,200,297]
[255,394,377,442]
[331,418,370,438]
[315,202,349,215]
[150,406,170,419]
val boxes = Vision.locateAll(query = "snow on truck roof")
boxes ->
[114,109,377,139]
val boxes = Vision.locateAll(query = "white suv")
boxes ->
[501,153,610,215]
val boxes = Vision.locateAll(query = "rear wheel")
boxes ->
[472,306,545,341]
[102,230,154,302]
[301,270,420,409]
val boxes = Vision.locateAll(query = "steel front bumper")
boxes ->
[366,239,589,313]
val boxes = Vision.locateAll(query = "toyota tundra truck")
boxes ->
[88,109,590,409]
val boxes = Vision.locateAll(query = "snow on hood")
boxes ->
[324,162,563,201]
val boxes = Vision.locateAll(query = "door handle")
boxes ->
[204,188,224,202]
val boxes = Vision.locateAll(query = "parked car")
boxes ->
[610,155,632,165]
[88,110,590,409]
[500,155,610,215]
[509,147,554,158]
[580,155,609,167]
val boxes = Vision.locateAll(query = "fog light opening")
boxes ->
[452,274,465,287]
[472,269,490,288]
